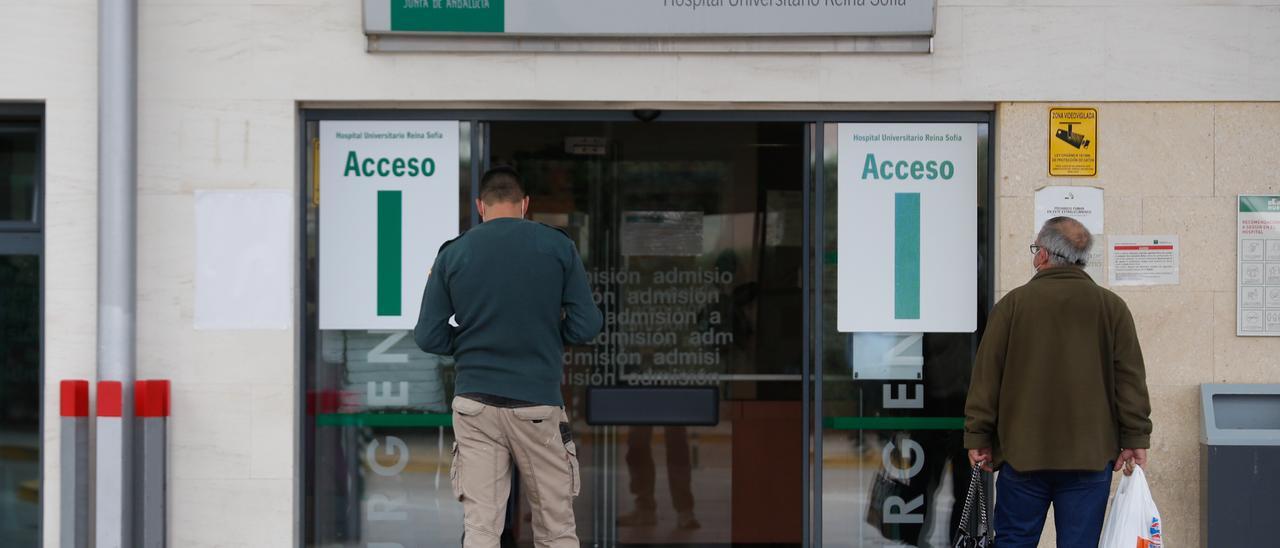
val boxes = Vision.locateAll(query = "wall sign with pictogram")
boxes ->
[1238,195,1280,336]
[1049,107,1097,177]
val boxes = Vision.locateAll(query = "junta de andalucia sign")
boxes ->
[363,0,936,37]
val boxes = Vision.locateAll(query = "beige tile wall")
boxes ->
[996,102,1280,548]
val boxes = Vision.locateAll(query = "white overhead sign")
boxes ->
[1238,195,1280,336]
[837,123,977,333]
[319,120,461,330]
[363,0,937,37]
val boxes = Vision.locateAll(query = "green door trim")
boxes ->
[823,416,964,431]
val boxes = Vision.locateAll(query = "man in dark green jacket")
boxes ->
[964,216,1152,548]
[416,166,602,548]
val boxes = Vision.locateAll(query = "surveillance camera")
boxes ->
[632,109,661,123]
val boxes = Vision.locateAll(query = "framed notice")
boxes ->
[318,120,461,330]
[836,123,978,333]
[1238,195,1280,336]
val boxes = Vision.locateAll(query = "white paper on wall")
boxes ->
[1108,235,1180,287]
[1034,185,1104,235]
[194,190,293,330]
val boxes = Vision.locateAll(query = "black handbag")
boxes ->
[864,464,910,533]
[864,433,930,543]
[953,463,995,548]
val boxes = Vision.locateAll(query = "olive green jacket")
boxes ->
[963,267,1152,471]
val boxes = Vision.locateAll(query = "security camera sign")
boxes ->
[1049,107,1097,177]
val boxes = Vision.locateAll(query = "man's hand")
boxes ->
[968,448,993,472]
[1115,448,1148,476]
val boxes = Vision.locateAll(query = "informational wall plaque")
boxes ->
[319,120,461,330]
[363,0,937,37]
[837,123,978,333]
[1049,107,1097,177]
[1034,185,1105,281]
[1108,236,1180,286]
[1238,195,1280,336]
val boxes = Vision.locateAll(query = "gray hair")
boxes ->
[1037,216,1093,266]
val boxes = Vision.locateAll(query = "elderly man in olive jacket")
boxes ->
[964,216,1153,548]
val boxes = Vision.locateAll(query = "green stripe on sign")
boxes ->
[824,416,964,431]
[377,191,402,317]
[317,413,452,428]
[894,193,921,320]
[1240,196,1280,213]
[391,0,505,33]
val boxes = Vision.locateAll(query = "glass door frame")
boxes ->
[296,108,994,547]
[813,114,996,547]
[0,102,45,546]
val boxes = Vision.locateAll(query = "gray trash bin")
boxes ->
[1200,384,1280,547]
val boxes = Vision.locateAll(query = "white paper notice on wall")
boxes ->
[1034,186,1106,282]
[1108,236,1180,286]
[319,120,461,330]
[1034,186,1103,234]
[836,123,977,333]
[194,190,293,330]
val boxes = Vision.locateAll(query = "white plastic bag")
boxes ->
[1099,465,1163,547]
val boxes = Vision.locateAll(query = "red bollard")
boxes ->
[60,380,90,548]
[135,380,170,548]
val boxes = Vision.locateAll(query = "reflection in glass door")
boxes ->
[490,121,807,547]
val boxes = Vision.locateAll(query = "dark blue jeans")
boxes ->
[994,463,1113,548]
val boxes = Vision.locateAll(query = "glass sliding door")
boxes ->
[302,120,474,547]
[301,113,810,547]
[299,110,995,548]
[816,119,993,548]
[489,120,806,546]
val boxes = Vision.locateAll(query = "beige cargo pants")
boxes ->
[450,396,581,548]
